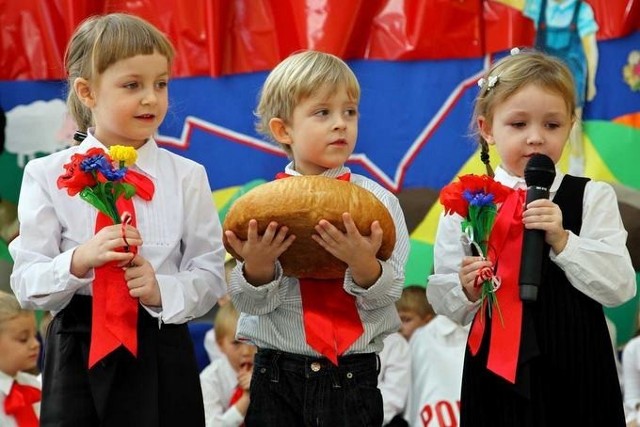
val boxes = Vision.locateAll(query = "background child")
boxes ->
[427,49,636,426]
[0,291,41,427]
[200,302,256,427]
[225,50,410,426]
[9,13,226,426]
[396,285,435,340]
[404,312,468,427]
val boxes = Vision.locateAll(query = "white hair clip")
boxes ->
[478,74,499,92]
[510,47,521,56]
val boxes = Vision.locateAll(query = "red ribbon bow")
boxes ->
[467,188,525,384]
[89,168,154,368]
[275,172,363,365]
[4,382,41,427]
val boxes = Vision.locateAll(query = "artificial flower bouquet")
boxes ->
[439,174,511,319]
[57,145,138,224]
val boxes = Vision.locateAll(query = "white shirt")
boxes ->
[378,332,411,425]
[9,132,227,323]
[404,316,468,427]
[200,355,245,427]
[0,370,41,427]
[230,164,410,356]
[427,166,636,326]
[623,335,640,423]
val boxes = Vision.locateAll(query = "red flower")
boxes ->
[439,180,468,217]
[56,152,97,196]
[440,174,511,217]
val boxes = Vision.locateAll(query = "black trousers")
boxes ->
[40,295,205,427]
[246,349,383,427]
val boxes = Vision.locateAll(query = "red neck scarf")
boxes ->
[467,188,525,384]
[275,172,364,365]
[88,169,154,368]
[4,381,41,427]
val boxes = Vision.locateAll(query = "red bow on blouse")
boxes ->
[89,169,155,368]
[4,381,41,427]
[467,188,526,384]
[275,172,364,365]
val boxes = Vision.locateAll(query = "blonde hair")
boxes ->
[473,49,577,176]
[214,302,240,343]
[0,291,28,332]
[254,50,361,157]
[396,285,435,319]
[64,13,175,133]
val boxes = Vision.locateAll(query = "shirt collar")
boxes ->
[0,370,12,395]
[283,162,351,179]
[494,164,564,193]
[81,130,159,179]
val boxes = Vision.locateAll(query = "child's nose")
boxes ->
[526,128,544,145]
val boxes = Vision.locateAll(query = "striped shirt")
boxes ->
[229,164,410,356]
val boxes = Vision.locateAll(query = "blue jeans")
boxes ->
[246,349,383,427]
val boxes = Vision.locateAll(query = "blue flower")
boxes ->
[462,190,495,208]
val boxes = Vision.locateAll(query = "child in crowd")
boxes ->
[404,306,468,427]
[200,302,256,427]
[225,50,410,426]
[9,13,226,426]
[396,285,435,340]
[427,49,636,426]
[0,291,41,427]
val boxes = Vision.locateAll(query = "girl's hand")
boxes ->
[312,212,383,288]
[124,254,161,307]
[522,199,568,254]
[71,224,141,277]
[224,219,296,286]
[458,256,493,303]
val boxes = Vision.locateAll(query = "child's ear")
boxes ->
[477,115,494,145]
[268,118,292,146]
[73,77,95,108]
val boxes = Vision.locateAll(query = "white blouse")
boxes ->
[9,132,227,324]
[427,166,636,326]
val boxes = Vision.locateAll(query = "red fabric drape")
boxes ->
[1,0,638,80]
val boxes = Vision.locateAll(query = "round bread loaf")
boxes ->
[223,175,396,279]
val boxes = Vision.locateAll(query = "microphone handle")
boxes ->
[519,186,549,302]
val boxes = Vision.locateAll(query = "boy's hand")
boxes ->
[124,254,162,307]
[224,219,296,286]
[522,199,568,254]
[71,224,141,277]
[458,256,492,303]
[312,212,383,288]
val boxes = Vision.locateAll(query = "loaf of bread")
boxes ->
[223,175,397,279]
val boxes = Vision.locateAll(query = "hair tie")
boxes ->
[480,151,490,164]
[73,131,87,142]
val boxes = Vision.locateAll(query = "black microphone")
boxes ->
[519,154,556,302]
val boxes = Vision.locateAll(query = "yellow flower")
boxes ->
[109,145,138,167]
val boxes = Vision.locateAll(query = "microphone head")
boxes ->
[524,154,556,188]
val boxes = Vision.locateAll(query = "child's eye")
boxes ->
[511,122,526,128]
[314,109,329,117]
[156,80,168,89]
[345,108,358,117]
[124,82,139,89]
[546,122,560,129]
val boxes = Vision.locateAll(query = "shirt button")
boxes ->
[310,362,321,372]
